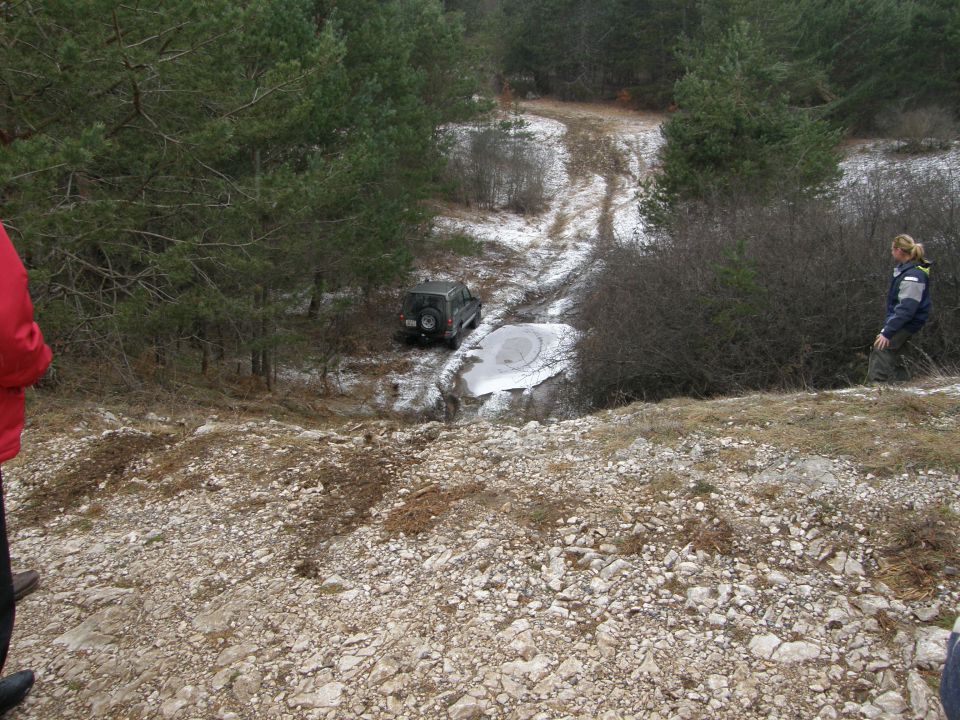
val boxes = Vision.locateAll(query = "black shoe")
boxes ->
[12,571,39,603]
[0,670,33,714]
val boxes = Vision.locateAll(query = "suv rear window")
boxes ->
[403,292,444,315]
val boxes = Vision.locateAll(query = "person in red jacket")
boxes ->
[0,220,52,713]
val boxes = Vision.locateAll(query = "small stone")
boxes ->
[288,682,345,709]
[749,634,782,660]
[215,643,258,668]
[772,641,820,664]
[907,669,938,717]
[637,651,660,675]
[231,670,263,704]
[600,559,631,581]
[557,657,583,679]
[765,570,790,586]
[872,690,907,715]
[913,603,941,622]
[853,595,890,616]
[369,657,400,686]
[448,694,482,719]
[915,627,952,669]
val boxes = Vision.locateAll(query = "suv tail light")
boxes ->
[447,318,453,327]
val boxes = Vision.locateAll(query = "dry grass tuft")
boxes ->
[142,432,235,498]
[312,450,408,537]
[583,422,643,455]
[383,482,485,537]
[874,609,900,637]
[546,460,578,474]
[504,493,580,534]
[682,516,736,555]
[753,484,783,501]
[688,479,717,497]
[647,469,684,496]
[549,212,571,240]
[294,559,321,579]
[617,534,645,556]
[877,509,960,599]
[718,446,755,469]
[21,430,174,525]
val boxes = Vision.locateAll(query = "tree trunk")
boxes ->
[251,284,263,376]
[260,285,269,382]
[199,320,209,375]
[307,269,326,319]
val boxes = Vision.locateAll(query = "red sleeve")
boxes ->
[0,222,53,389]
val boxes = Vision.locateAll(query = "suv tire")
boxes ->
[470,308,481,329]
[448,329,461,350]
[418,308,441,333]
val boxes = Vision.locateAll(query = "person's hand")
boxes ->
[874,333,890,351]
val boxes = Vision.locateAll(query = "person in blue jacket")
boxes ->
[867,234,932,382]
[944,617,960,720]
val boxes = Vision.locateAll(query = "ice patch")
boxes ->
[462,323,579,397]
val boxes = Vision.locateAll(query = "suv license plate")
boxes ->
[405,319,417,327]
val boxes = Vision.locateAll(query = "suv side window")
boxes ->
[461,288,470,303]
[450,291,463,315]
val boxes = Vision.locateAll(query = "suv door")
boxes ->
[450,289,463,323]
[445,289,463,348]
[460,287,480,326]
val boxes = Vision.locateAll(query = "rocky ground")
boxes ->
[4,379,960,719]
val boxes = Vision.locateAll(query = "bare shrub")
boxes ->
[878,106,958,153]
[445,119,549,214]
[499,80,515,111]
[574,169,960,406]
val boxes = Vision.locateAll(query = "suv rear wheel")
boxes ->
[418,308,441,332]
[448,329,461,349]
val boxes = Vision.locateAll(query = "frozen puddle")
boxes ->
[461,323,578,397]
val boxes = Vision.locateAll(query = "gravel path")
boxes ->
[3,383,959,719]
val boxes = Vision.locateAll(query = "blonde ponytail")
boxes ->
[893,233,926,262]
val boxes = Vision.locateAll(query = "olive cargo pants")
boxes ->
[867,329,913,383]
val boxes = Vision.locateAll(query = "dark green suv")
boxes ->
[400,281,482,349]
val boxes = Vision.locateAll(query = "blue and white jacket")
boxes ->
[881,260,932,338]
[942,616,960,720]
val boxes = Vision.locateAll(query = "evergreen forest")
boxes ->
[2,0,959,403]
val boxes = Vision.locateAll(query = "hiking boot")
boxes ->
[0,670,33,715]
[12,571,39,602]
